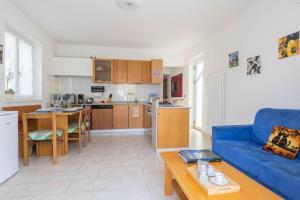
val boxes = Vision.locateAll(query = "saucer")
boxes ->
[211,177,228,186]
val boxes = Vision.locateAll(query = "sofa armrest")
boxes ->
[212,125,253,142]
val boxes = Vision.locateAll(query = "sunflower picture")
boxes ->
[278,32,299,59]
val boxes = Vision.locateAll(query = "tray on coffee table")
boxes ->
[186,166,241,196]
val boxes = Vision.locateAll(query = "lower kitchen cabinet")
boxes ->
[157,108,189,148]
[129,105,144,128]
[113,105,129,129]
[92,109,113,130]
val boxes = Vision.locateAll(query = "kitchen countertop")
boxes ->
[157,106,191,109]
[79,101,151,106]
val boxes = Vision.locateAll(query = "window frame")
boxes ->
[4,28,35,98]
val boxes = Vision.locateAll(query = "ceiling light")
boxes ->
[116,0,142,11]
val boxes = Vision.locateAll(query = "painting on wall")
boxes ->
[247,55,261,75]
[171,73,183,98]
[0,44,3,64]
[278,31,299,59]
[229,51,239,68]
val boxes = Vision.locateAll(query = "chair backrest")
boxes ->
[253,108,300,146]
[22,112,58,140]
[82,108,91,128]
[3,105,41,134]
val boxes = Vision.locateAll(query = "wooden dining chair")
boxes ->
[83,108,91,142]
[22,112,64,166]
[3,105,41,158]
[68,110,86,153]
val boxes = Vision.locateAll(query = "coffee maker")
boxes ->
[77,94,85,104]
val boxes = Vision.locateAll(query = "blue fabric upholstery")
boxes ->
[212,108,300,200]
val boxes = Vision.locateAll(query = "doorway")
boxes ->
[163,75,170,102]
[193,57,204,130]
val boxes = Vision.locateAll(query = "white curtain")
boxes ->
[18,40,33,97]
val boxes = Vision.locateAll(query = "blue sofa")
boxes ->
[212,108,300,200]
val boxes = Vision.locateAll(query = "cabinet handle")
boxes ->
[5,122,11,125]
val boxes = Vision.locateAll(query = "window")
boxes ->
[4,30,34,97]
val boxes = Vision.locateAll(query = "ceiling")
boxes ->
[11,0,259,51]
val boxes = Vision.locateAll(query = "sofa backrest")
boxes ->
[253,108,300,147]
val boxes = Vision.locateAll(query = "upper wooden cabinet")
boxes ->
[92,58,163,84]
[93,59,113,83]
[151,59,163,84]
[128,60,143,84]
[142,61,151,83]
[113,60,128,83]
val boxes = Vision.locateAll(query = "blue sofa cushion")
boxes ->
[214,140,277,177]
[214,139,300,200]
[258,159,300,200]
[253,108,300,147]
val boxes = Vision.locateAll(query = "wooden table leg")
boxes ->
[57,116,69,154]
[165,164,173,196]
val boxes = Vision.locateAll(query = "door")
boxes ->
[113,105,129,129]
[193,57,204,130]
[0,113,18,184]
[128,60,143,83]
[142,61,151,83]
[129,105,144,128]
[113,60,128,83]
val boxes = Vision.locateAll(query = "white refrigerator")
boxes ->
[0,111,18,184]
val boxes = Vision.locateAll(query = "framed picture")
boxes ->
[0,44,3,64]
[171,73,183,98]
[229,51,239,68]
[247,55,261,75]
[278,32,299,59]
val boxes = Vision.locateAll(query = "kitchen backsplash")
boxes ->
[51,76,161,102]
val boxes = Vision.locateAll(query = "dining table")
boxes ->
[31,110,80,155]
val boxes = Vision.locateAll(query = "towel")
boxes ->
[132,106,139,118]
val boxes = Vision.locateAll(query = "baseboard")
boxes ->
[91,128,147,136]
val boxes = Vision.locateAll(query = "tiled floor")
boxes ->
[0,130,211,200]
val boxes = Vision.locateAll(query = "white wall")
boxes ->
[0,0,54,107]
[55,44,185,67]
[185,0,300,126]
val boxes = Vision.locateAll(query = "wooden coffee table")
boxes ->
[160,152,282,200]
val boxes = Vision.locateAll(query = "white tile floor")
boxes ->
[0,131,211,200]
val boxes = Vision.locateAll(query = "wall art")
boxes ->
[229,51,239,68]
[278,31,299,59]
[247,55,261,75]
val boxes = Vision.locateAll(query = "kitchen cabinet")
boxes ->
[157,108,189,148]
[52,57,92,76]
[92,108,113,129]
[142,61,151,83]
[151,59,163,84]
[129,105,144,128]
[128,60,143,83]
[113,60,128,83]
[113,105,129,129]
[93,59,113,83]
